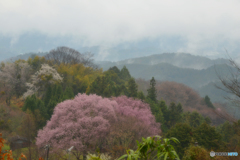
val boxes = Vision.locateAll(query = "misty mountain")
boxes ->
[96,53,234,103]
[97,53,229,70]
[0,32,100,62]
[2,31,239,63]
[98,62,230,89]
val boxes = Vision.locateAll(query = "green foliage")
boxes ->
[119,66,131,81]
[194,122,222,151]
[127,78,138,98]
[22,94,47,129]
[182,111,205,128]
[166,102,183,128]
[22,95,46,116]
[204,117,211,125]
[158,100,169,133]
[147,77,157,102]
[42,84,75,119]
[217,121,235,143]
[182,145,212,160]
[62,86,75,100]
[23,84,75,128]
[166,123,193,159]
[27,55,46,72]
[108,66,121,77]
[88,69,127,97]
[204,95,215,108]
[118,135,180,160]
[137,91,145,101]
[0,106,9,131]
[86,153,112,160]
[56,63,102,95]
[146,99,164,125]
[52,84,64,101]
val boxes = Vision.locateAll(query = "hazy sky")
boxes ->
[0,0,240,61]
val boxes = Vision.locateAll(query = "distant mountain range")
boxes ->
[97,53,229,70]
[5,52,48,62]
[4,52,234,103]
[95,53,234,103]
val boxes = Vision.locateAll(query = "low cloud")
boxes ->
[0,0,240,60]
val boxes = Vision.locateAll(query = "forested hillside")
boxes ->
[7,52,234,103]
[1,47,240,160]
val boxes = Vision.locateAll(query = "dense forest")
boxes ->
[1,47,240,160]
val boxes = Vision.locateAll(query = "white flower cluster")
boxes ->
[23,64,63,99]
[31,64,63,85]
[22,83,39,99]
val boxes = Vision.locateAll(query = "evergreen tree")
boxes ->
[159,100,168,116]
[22,95,37,113]
[44,85,52,105]
[100,76,108,94]
[119,66,131,81]
[147,77,157,102]
[108,66,121,76]
[194,122,222,150]
[204,95,215,108]
[166,123,193,159]
[47,100,57,120]
[204,117,211,125]
[37,100,48,120]
[22,94,48,129]
[137,91,145,101]
[176,103,183,113]
[113,85,122,97]
[159,100,169,133]
[168,102,183,128]
[63,86,74,100]
[87,76,101,95]
[127,78,138,98]
[103,85,112,97]
[217,121,235,142]
[52,84,63,101]
[183,111,205,128]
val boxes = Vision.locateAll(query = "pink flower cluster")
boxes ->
[36,94,161,155]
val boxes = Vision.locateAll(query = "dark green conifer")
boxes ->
[120,66,131,81]
[194,122,222,150]
[204,95,215,108]
[63,86,74,100]
[108,66,121,76]
[137,91,145,101]
[127,78,138,98]
[147,77,157,102]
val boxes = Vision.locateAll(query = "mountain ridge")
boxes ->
[97,52,229,70]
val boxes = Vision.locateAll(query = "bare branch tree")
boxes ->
[214,52,240,106]
[45,46,98,69]
[211,108,237,123]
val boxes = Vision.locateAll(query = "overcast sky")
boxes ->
[0,0,240,61]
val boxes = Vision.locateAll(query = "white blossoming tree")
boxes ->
[23,64,63,98]
[0,61,32,104]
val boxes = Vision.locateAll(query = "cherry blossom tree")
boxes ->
[104,96,161,158]
[36,94,117,159]
[23,64,63,98]
[113,96,160,136]
[36,94,161,160]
